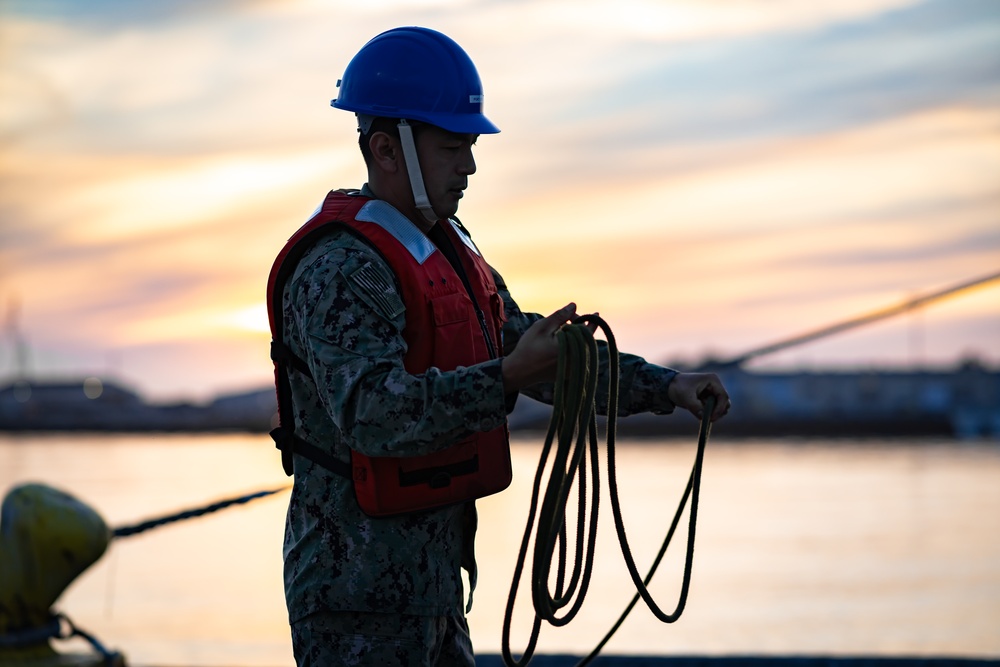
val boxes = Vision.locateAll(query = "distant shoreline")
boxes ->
[2,361,998,439]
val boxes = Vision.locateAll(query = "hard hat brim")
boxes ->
[332,99,499,135]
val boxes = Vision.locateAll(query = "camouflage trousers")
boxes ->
[290,609,476,666]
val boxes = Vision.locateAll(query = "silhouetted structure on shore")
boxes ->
[0,378,275,433]
[4,271,998,439]
[1,360,997,439]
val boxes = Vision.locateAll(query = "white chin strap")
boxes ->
[397,119,438,225]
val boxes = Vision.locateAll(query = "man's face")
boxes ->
[414,124,479,221]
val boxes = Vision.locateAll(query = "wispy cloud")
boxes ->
[501,0,1000,185]
[1,0,997,398]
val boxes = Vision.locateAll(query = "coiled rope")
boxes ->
[502,315,715,667]
[111,486,289,538]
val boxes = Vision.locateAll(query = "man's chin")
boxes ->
[435,203,460,221]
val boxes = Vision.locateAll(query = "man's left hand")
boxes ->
[667,372,731,422]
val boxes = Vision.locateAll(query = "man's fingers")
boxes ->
[544,303,577,334]
[547,303,576,323]
[669,372,732,423]
[710,396,731,421]
[698,380,731,422]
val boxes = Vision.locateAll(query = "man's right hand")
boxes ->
[501,303,583,393]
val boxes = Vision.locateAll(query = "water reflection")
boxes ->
[1,434,998,665]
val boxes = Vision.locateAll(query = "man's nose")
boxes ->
[460,146,477,175]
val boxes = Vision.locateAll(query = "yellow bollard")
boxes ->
[0,483,124,666]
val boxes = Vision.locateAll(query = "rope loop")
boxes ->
[502,315,715,667]
[0,612,123,666]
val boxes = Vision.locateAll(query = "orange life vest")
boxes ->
[267,190,512,517]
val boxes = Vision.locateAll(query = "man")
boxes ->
[268,26,730,666]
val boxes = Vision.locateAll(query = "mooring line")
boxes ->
[111,486,290,538]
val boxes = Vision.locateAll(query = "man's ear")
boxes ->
[368,132,400,173]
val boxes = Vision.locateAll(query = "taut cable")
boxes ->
[111,486,289,539]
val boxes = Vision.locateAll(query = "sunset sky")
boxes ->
[1,0,998,401]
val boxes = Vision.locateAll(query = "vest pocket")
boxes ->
[396,439,479,488]
[430,291,473,371]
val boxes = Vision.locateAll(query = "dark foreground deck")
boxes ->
[476,656,1000,667]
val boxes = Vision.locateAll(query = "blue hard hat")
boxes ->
[332,27,500,135]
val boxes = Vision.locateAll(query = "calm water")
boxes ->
[1,433,998,666]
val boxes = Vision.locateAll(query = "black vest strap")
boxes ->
[270,340,314,379]
[269,426,351,480]
[269,218,376,479]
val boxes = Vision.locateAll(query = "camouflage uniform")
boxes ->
[290,610,474,666]
[281,185,679,662]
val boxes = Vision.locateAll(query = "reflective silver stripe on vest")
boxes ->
[307,198,324,220]
[448,219,482,257]
[356,200,437,265]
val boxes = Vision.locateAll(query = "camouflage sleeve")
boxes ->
[492,267,678,417]
[286,232,509,458]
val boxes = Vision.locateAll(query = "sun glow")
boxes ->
[1,0,997,399]
[57,151,348,245]
[225,304,271,335]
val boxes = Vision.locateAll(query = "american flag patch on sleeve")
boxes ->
[346,262,405,321]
